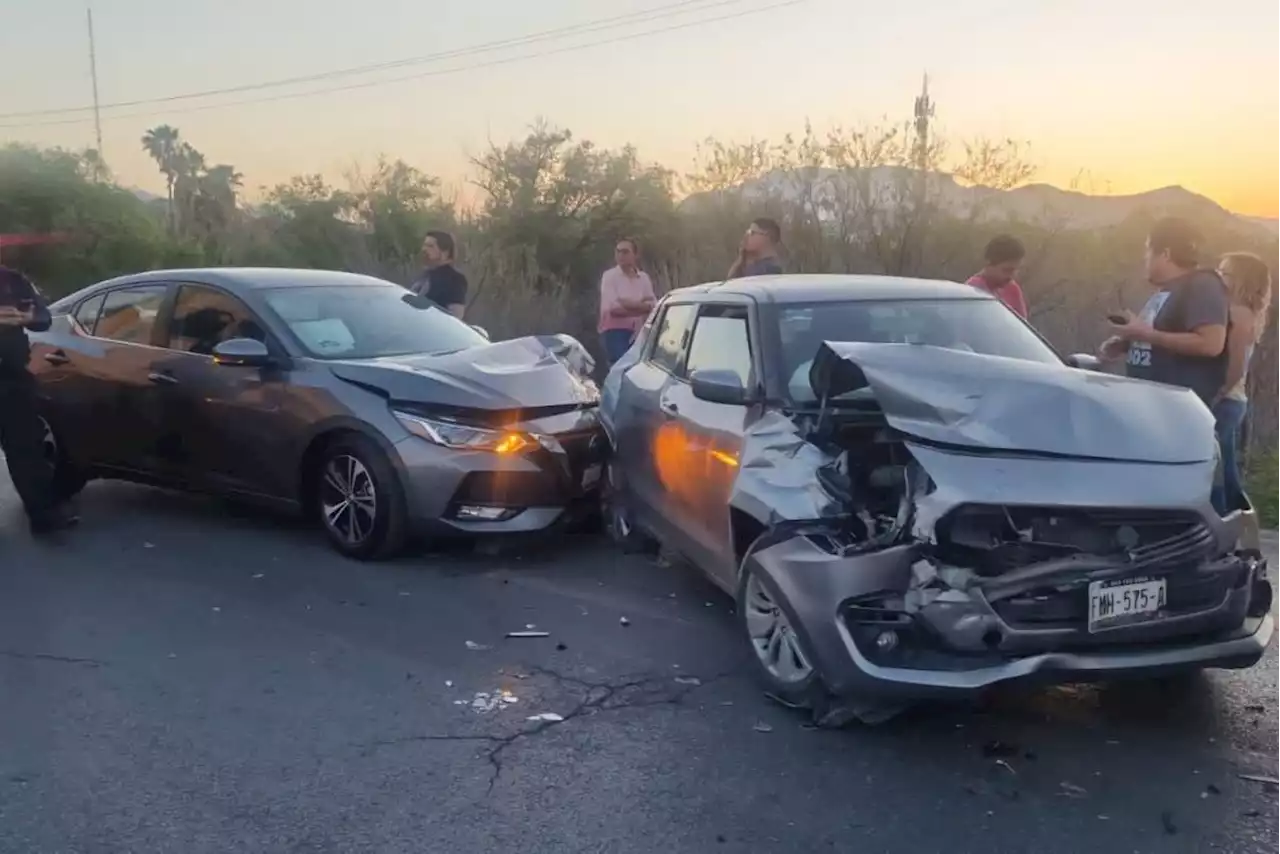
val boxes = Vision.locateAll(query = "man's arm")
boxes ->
[439,272,468,319]
[1213,305,1256,402]
[0,277,52,331]
[1110,277,1228,358]
[1008,282,1028,320]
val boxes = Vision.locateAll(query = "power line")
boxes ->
[1,0,802,131]
[0,0,751,121]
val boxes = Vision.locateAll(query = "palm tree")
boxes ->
[141,125,181,233]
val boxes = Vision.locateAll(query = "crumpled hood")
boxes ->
[328,334,598,412]
[809,342,1215,464]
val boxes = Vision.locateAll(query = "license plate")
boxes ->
[581,464,602,489]
[1087,577,1167,632]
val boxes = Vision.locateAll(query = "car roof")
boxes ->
[668,274,991,304]
[89,267,398,294]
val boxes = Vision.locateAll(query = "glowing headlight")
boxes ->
[393,411,535,455]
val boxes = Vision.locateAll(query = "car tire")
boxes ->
[38,415,88,501]
[603,460,655,554]
[311,434,407,561]
[736,551,828,710]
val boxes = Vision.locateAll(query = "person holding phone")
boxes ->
[0,266,77,534]
[1098,217,1228,407]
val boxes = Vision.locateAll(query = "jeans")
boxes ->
[0,369,58,522]
[600,328,635,365]
[1211,397,1248,515]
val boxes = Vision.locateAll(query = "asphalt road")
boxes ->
[1,480,1276,854]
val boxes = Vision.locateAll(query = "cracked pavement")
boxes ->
[1,481,1277,853]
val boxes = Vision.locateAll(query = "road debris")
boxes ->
[753,722,774,733]
[619,617,631,627]
[764,692,804,710]
[981,740,1019,759]
[505,631,550,639]
[1237,773,1280,788]
[555,642,568,651]
[674,676,702,686]
[444,680,453,688]
[143,542,155,549]
[1202,783,1221,797]
[251,573,264,579]
[464,640,491,651]
[467,690,520,714]
[994,759,1016,776]
[1058,782,1088,799]
[526,712,565,723]
[525,623,536,630]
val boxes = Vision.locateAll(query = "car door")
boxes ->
[33,283,173,473]
[145,283,297,499]
[658,302,758,584]
[613,301,697,546]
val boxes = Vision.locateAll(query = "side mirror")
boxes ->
[1066,353,1103,372]
[213,337,272,368]
[471,324,490,340]
[690,369,748,405]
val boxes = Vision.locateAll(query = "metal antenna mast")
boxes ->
[86,4,104,160]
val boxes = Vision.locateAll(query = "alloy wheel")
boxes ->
[744,572,813,684]
[320,454,378,546]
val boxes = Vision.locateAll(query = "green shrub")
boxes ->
[1245,449,1278,528]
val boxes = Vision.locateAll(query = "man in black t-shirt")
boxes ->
[409,230,468,318]
[1099,217,1228,405]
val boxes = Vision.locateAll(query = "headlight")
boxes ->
[393,411,535,455]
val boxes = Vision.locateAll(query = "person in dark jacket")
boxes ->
[0,266,78,534]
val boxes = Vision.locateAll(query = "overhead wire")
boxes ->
[0,0,803,128]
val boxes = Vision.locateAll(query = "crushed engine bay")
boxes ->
[727,342,1267,663]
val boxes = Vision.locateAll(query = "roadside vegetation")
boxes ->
[2,110,1275,471]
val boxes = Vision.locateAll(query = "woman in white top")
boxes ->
[1210,251,1272,514]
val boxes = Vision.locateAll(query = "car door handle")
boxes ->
[147,371,179,386]
[660,401,679,416]
[43,350,70,366]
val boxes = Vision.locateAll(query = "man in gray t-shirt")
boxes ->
[727,217,784,279]
[1099,217,1228,405]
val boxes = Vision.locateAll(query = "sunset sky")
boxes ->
[1,0,1276,216]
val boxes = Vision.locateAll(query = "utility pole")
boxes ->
[86,4,104,162]
[912,72,934,173]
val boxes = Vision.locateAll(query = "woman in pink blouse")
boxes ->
[598,238,656,364]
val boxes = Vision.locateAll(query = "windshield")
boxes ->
[779,298,1062,402]
[261,285,488,360]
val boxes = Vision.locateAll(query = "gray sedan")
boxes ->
[600,274,1273,724]
[30,268,603,559]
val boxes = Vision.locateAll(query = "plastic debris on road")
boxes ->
[526,712,565,722]
[464,640,491,651]
[506,631,550,639]
[619,617,631,627]
[465,690,520,714]
[753,722,774,733]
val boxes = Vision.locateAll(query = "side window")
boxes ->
[96,285,169,345]
[72,293,106,335]
[647,303,696,374]
[684,305,753,387]
[168,285,266,356]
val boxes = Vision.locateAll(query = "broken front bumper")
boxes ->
[748,535,1274,700]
